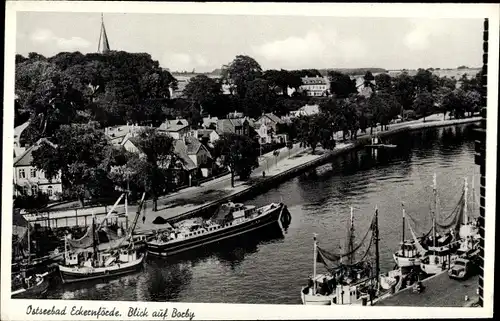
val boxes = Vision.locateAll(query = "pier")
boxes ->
[376,272,479,307]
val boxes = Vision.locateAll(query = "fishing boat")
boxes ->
[301,207,381,306]
[58,193,147,283]
[146,201,290,257]
[11,218,51,298]
[365,136,397,149]
[392,205,427,268]
[11,271,50,299]
[419,175,472,275]
[457,177,480,256]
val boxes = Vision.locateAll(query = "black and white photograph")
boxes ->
[2,2,498,320]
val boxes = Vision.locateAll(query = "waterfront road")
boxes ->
[376,272,479,307]
[26,114,480,232]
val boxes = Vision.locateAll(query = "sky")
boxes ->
[16,12,484,72]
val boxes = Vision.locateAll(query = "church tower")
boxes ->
[98,13,110,53]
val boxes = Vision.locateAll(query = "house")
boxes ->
[216,118,253,136]
[256,113,284,133]
[159,118,190,140]
[121,136,147,159]
[227,111,244,119]
[104,124,151,146]
[13,138,63,200]
[300,75,330,97]
[193,129,220,147]
[289,104,320,118]
[178,136,213,177]
[255,113,288,145]
[202,116,219,129]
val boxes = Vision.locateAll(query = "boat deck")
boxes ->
[375,271,479,307]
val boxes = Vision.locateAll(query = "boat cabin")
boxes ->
[423,245,455,266]
[396,241,420,258]
[333,284,370,305]
[212,203,257,223]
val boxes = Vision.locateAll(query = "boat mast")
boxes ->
[313,233,318,295]
[27,221,30,266]
[374,206,380,289]
[464,177,468,225]
[432,173,437,248]
[349,206,355,265]
[401,203,406,244]
[92,214,97,265]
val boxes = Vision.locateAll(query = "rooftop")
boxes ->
[159,119,190,132]
[14,138,57,167]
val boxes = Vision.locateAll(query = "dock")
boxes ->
[376,272,479,307]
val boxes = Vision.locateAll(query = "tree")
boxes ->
[393,72,416,111]
[133,128,178,211]
[31,122,114,206]
[294,114,335,153]
[433,86,454,120]
[222,55,262,97]
[242,78,277,118]
[412,91,435,122]
[363,71,375,86]
[263,69,290,96]
[374,73,392,93]
[213,133,259,187]
[414,68,437,93]
[182,75,222,114]
[327,71,357,99]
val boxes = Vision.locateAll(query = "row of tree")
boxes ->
[286,69,483,153]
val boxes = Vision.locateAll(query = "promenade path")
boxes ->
[25,114,480,232]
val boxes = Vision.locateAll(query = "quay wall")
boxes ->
[165,117,481,225]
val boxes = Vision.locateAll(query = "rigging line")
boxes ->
[438,190,465,223]
[437,194,465,225]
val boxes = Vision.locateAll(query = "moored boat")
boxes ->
[301,207,381,306]
[419,176,475,275]
[147,201,290,257]
[58,193,147,284]
[392,204,427,268]
[11,271,50,299]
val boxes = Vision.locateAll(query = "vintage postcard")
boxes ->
[2,1,498,320]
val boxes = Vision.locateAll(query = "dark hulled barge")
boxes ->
[147,202,291,257]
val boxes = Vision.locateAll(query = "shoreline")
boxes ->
[140,116,481,228]
[21,116,480,232]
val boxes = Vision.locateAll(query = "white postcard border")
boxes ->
[2,2,499,320]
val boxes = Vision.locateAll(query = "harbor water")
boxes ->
[46,123,480,304]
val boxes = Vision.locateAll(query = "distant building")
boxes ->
[104,124,151,145]
[226,111,245,119]
[255,113,287,145]
[193,129,220,147]
[216,118,253,136]
[289,104,320,118]
[13,138,63,200]
[97,14,111,54]
[202,116,218,129]
[158,118,190,140]
[300,75,330,97]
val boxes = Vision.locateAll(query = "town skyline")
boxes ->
[16,12,483,73]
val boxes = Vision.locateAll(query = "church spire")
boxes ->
[98,13,110,53]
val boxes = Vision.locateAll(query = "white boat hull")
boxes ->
[58,253,145,283]
[393,253,422,268]
[301,288,334,305]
